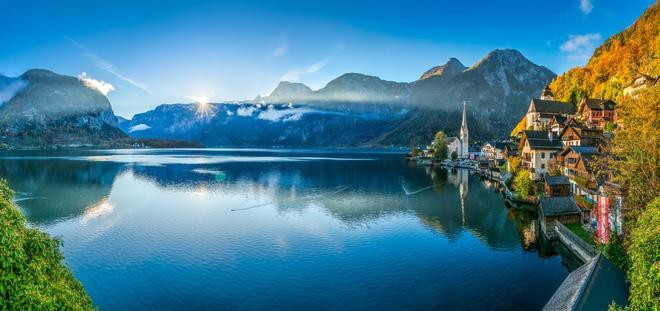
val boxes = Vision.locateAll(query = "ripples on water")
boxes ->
[1,149,570,310]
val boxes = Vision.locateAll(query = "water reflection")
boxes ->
[0,150,567,310]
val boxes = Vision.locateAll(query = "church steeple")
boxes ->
[460,101,469,159]
[540,84,554,100]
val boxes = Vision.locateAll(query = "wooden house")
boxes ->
[559,123,603,147]
[544,175,571,197]
[538,197,582,238]
[557,146,599,198]
[577,98,617,129]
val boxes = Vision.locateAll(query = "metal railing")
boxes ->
[554,220,598,261]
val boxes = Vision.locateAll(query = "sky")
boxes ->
[0,0,654,117]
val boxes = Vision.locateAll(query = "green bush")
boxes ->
[0,179,94,309]
[601,233,629,271]
[626,198,660,310]
[513,171,534,197]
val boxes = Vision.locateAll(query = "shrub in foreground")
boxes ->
[0,179,94,309]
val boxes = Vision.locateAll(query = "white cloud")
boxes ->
[78,72,114,95]
[0,79,27,105]
[281,57,332,82]
[267,33,288,59]
[237,106,257,116]
[67,38,153,96]
[128,123,151,132]
[560,33,601,62]
[580,0,593,14]
[257,104,312,122]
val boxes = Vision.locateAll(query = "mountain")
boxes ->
[0,69,128,148]
[315,73,412,103]
[262,73,412,104]
[264,81,314,102]
[121,49,555,147]
[550,2,658,102]
[418,58,467,80]
[121,102,409,147]
[378,49,555,145]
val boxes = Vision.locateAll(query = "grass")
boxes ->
[564,223,596,246]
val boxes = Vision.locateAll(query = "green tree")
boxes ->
[604,121,617,133]
[626,198,660,310]
[451,150,458,161]
[433,131,448,160]
[513,171,534,197]
[609,87,659,223]
[0,180,93,309]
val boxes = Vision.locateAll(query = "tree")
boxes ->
[451,150,458,161]
[513,171,534,197]
[608,87,659,223]
[432,131,448,160]
[626,198,660,310]
[508,156,521,175]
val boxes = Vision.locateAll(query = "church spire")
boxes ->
[460,101,469,159]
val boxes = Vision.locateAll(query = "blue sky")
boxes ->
[0,0,654,117]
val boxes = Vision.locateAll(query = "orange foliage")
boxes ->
[550,2,659,102]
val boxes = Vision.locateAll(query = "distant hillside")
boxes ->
[0,69,128,148]
[122,49,555,147]
[550,2,659,102]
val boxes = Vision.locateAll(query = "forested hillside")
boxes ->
[550,2,658,102]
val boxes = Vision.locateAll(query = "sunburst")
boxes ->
[190,95,214,120]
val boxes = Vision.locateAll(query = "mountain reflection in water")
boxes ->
[0,149,568,310]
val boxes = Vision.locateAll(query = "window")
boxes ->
[549,153,554,159]
[541,152,545,159]
[541,164,545,169]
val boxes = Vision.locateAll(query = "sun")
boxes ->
[190,95,213,119]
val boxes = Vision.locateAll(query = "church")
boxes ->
[446,102,469,159]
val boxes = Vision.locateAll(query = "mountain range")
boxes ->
[0,48,555,148]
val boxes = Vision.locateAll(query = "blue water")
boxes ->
[1,149,569,310]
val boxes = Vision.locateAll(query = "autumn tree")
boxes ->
[432,131,448,160]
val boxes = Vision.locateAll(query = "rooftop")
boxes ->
[581,98,616,111]
[529,98,576,114]
[524,130,563,150]
[545,175,570,186]
[539,197,581,216]
[544,254,629,311]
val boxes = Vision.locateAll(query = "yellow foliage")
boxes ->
[550,2,659,102]
[510,116,526,137]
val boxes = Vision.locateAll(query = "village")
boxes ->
[406,73,657,309]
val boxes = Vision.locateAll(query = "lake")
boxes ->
[1,149,570,310]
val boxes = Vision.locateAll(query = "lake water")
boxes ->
[1,149,570,310]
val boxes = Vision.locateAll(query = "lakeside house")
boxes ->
[577,98,617,129]
[538,196,582,237]
[480,141,514,160]
[544,175,571,197]
[519,130,563,180]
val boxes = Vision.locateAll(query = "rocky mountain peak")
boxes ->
[419,58,467,80]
